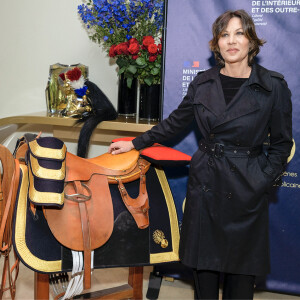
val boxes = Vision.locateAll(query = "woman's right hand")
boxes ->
[108,141,135,155]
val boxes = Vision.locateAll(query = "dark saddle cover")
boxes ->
[12,136,180,287]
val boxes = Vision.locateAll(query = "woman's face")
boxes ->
[217,17,250,66]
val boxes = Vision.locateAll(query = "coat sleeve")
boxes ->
[265,76,293,182]
[132,77,198,150]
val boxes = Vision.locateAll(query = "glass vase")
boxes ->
[117,74,137,117]
[139,83,161,121]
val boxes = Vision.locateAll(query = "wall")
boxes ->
[0,0,118,119]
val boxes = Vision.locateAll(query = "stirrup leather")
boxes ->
[117,161,149,229]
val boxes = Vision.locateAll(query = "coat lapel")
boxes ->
[194,66,226,117]
[212,85,260,128]
[208,63,273,129]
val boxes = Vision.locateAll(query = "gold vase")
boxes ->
[45,63,89,116]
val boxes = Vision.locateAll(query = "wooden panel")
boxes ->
[34,273,49,300]
[74,284,133,299]
[0,112,156,133]
[128,266,143,300]
[34,267,144,300]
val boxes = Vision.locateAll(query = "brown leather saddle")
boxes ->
[22,136,150,290]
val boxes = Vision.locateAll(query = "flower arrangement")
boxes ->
[78,0,164,87]
[109,35,162,87]
[59,67,88,98]
[58,67,91,117]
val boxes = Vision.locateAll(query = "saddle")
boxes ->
[0,134,191,299]
[21,135,150,290]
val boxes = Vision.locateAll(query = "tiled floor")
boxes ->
[1,262,300,299]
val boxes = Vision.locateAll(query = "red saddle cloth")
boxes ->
[112,137,192,166]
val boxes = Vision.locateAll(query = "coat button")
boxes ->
[230,165,236,172]
[209,133,215,141]
[208,156,214,166]
[203,186,209,192]
[202,107,205,112]
[253,85,260,92]
[227,192,232,199]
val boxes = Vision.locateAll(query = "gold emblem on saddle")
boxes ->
[153,230,168,248]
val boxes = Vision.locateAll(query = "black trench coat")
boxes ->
[132,63,293,276]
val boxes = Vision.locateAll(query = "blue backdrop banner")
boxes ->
[162,0,300,295]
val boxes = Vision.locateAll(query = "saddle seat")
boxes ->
[88,149,139,170]
[65,150,145,183]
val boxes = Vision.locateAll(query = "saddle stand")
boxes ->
[35,267,143,300]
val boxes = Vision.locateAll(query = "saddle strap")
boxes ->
[0,156,20,300]
[117,163,149,229]
[0,159,19,251]
[0,250,19,300]
[72,181,92,290]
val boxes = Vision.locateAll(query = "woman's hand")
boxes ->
[108,141,135,155]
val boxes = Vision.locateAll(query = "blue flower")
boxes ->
[75,86,88,97]
[78,0,164,50]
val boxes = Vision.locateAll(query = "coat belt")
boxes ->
[199,140,262,158]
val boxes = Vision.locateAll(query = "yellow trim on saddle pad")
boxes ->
[150,167,180,264]
[29,139,66,160]
[28,168,64,206]
[14,165,62,272]
[29,153,65,180]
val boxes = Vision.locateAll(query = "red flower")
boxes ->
[109,45,116,57]
[114,44,120,55]
[66,67,82,81]
[129,38,139,45]
[158,44,162,54]
[143,36,155,48]
[59,73,66,81]
[149,55,157,62]
[148,44,158,55]
[115,42,129,55]
[128,43,140,55]
[132,55,139,60]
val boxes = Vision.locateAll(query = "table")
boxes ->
[0,112,156,144]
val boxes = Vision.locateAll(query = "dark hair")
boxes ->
[209,9,265,66]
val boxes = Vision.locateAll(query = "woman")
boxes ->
[108,9,293,300]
